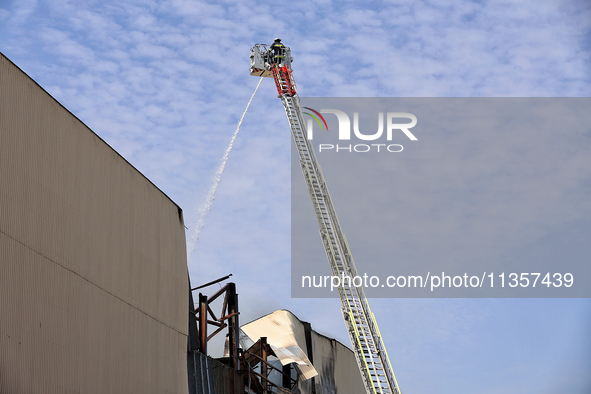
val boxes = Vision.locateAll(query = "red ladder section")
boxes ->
[271,65,297,97]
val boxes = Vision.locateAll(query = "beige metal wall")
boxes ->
[0,52,189,393]
[310,329,366,394]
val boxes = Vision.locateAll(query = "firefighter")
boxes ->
[269,38,285,65]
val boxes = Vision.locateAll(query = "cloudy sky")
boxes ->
[292,97,591,298]
[1,0,590,393]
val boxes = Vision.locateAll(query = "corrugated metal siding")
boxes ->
[0,52,189,393]
[188,352,244,394]
[310,330,366,394]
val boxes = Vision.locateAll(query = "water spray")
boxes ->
[187,77,264,255]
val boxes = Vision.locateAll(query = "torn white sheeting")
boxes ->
[271,345,308,366]
[241,310,318,380]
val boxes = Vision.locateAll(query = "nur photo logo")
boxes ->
[303,107,418,153]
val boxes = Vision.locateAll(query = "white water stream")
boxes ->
[187,77,264,256]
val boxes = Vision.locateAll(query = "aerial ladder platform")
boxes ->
[250,43,402,394]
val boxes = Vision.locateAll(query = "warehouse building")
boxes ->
[1,51,189,393]
[0,51,364,394]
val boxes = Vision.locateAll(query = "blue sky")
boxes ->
[1,0,590,393]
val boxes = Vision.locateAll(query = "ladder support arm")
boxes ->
[271,64,401,394]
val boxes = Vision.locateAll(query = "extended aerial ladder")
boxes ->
[250,44,402,394]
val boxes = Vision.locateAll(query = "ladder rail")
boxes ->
[272,64,401,394]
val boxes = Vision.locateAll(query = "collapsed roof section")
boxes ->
[241,310,366,394]
[242,310,317,380]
